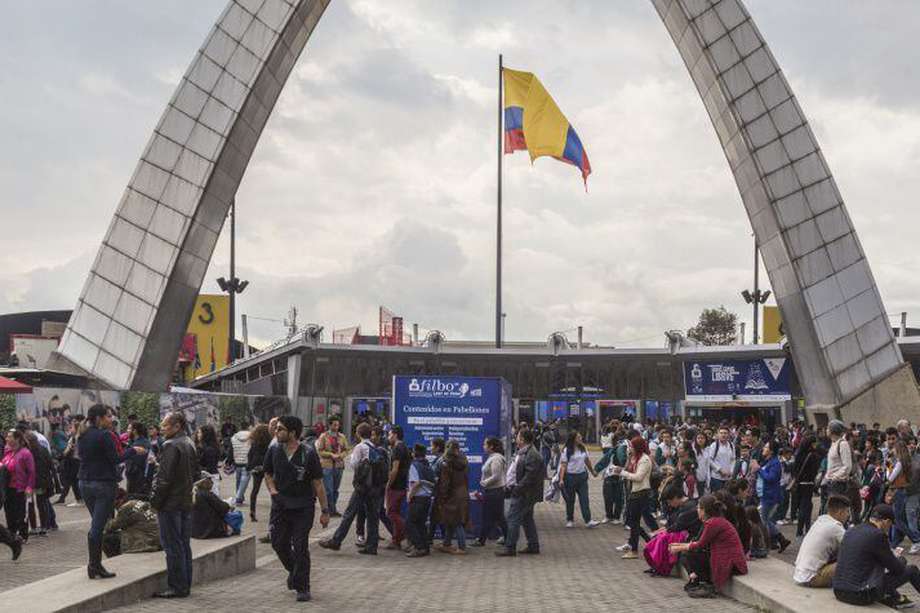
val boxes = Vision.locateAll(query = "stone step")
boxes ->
[0,534,255,613]
[722,557,889,613]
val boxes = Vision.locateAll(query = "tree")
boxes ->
[0,394,15,432]
[687,306,739,346]
[121,392,161,430]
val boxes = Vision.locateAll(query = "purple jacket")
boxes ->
[2,447,36,492]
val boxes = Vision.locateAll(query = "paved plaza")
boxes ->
[0,467,760,611]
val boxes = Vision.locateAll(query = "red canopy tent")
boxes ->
[0,376,32,394]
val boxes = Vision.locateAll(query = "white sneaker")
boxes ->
[612,519,623,525]
[616,543,631,551]
[624,524,631,531]
[909,544,920,555]
[601,518,612,524]
[586,520,601,528]
[356,536,366,546]
[565,521,574,528]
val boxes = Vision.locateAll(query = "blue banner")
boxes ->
[392,375,511,488]
[683,358,792,401]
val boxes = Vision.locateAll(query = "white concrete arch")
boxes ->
[50,0,920,421]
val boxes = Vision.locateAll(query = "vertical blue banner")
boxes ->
[392,375,511,488]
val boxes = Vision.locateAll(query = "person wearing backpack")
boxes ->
[319,422,386,555]
[264,416,329,603]
[405,443,435,558]
[706,427,736,492]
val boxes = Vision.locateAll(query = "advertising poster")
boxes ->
[683,358,792,402]
[392,375,511,488]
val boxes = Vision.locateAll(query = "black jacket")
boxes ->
[150,432,198,512]
[77,426,134,482]
[192,489,230,539]
[833,522,905,594]
[513,444,544,504]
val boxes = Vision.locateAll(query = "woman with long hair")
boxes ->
[792,435,822,537]
[670,494,748,597]
[474,437,507,546]
[691,431,710,497]
[887,439,920,550]
[619,435,653,559]
[124,421,150,496]
[245,423,272,522]
[434,440,470,555]
[196,424,221,496]
[2,429,34,545]
[78,404,141,579]
[558,431,599,528]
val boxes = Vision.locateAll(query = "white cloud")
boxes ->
[3,0,920,351]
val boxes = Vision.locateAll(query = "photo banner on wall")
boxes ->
[683,358,792,402]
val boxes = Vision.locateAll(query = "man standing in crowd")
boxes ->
[707,427,735,492]
[149,411,197,599]
[320,422,385,555]
[264,415,329,603]
[825,420,853,497]
[793,495,849,588]
[315,417,348,517]
[833,504,920,608]
[385,426,410,551]
[497,429,543,557]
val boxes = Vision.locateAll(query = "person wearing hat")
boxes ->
[833,504,920,608]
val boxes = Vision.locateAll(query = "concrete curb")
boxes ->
[1,534,255,613]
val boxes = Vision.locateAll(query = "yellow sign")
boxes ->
[183,294,229,381]
[762,305,783,344]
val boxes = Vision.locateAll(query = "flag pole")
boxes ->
[496,53,503,349]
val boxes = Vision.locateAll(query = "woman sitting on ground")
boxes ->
[191,476,232,539]
[671,494,748,598]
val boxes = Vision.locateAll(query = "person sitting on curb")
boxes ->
[793,494,849,588]
[833,504,920,608]
[191,476,233,539]
[102,488,162,558]
[670,494,748,599]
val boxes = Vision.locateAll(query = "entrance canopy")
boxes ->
[0,375,32,394]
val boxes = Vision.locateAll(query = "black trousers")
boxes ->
[796,483,815,537]
[249,472,264,517]
[626,492,652,552]
[337,489,381,552]
[270,503,315,593]
[603,476,624,520]
[4,488,27,541]
[683,549,711,583]
[479,487,507,542]
[407,496,431,552]
[835,563,920,605]
[59,458,81,502]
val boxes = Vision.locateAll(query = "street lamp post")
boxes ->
[217,199,248,363]
[741,238,770,344]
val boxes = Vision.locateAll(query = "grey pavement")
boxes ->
[1,468,757,611]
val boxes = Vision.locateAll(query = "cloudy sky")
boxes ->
[1,1,919,349]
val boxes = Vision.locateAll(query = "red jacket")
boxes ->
[688,516,748,590]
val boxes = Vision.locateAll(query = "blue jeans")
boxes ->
[563,472,591,522]
[760,502,780,539]
[79,480,116,548]
[504,497,539,552]
[158,510,193,595]
[892,489,920,546]
[444,525,466,549]
[234,467,250,505]
[323,467,344,514]
[709,478,727,492]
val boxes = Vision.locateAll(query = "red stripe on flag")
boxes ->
[504,129,527,154]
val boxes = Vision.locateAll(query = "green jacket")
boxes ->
[104,500,161,553]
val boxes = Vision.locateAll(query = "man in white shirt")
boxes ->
[706,427,735,492]
[794,495,850,587]
[825,420,853,496]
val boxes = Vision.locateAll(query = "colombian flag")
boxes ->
[503,67,591,187]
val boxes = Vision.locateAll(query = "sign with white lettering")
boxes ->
[392,375,512,487]
[683,358,791,402]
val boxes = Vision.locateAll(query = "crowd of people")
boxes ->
[6,406,920,607]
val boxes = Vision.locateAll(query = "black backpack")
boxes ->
[355,443,389,492]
